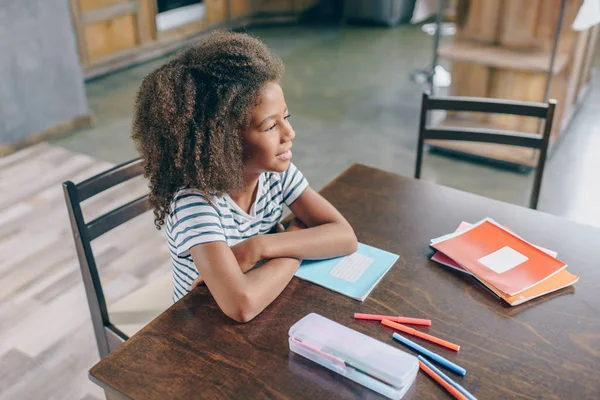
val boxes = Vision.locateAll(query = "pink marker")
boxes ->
[354,313,431,326]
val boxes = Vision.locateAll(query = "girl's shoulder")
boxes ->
[169,187,225,220]
[172,187,215,204]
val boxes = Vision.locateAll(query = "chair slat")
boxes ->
[427,95,548,118]
[78,159,144,202]
[424,126,543,149]
[87,195,151,241]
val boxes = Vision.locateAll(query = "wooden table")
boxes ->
[90,164,600,399]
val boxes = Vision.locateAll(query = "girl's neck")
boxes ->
[228,170,261,214]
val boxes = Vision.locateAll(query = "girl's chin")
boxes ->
[271,159,290,172]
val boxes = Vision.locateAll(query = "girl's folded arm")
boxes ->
[259,187,358,261]
[190,241,300,323]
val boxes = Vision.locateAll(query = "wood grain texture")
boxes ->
[78,0,128,12]
[136,0,157,44]
[458,0,502,44]
[229,0,252,18]
[535,0,583,54]
[84,13,138,61]
[90,164,600,400]
[438,0,594,165]
[487,69,546,134]
[448,61,490,123]
[497,0,540,49]
[438,41,570,74]
[205,0,228,25]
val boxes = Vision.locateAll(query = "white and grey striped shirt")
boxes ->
[165,162,309,302]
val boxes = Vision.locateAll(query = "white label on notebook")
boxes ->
[478,246,528,274]
[330,253,373,282]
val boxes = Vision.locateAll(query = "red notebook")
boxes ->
[430,218,567,296]
[431,221,578,306]
[431,222,558,274]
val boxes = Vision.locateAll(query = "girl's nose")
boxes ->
[282,124,295,142]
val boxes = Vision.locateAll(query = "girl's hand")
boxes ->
[230,236,263,273]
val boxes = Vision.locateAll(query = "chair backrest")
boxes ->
[414,92,556,209]
[63,158,150,358]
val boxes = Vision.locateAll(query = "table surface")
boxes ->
[90,164,600,400]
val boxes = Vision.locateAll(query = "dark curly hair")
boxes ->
[132,31,284,229]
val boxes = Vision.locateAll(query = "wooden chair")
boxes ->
[414,92,556,209]
[63,158,172,358]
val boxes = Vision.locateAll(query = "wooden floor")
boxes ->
[0,144,172,400]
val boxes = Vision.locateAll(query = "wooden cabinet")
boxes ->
[431,0,599,167]
[69,0,318,78]
[230,0,252,18]
[70,0,156,66]
[205,0,227,24]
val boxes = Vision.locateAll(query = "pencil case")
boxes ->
[288,313,419,399]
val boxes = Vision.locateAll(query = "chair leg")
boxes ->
[415,92,429,179]
[531,100,556,209]
[530,153,546,210]
[415,144,424,179]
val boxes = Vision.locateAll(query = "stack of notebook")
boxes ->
[429,218,579,306]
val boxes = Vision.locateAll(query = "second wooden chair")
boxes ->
[414,92,556,209]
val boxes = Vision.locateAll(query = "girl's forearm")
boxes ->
[258,222,357,261]
[239,257,301,322]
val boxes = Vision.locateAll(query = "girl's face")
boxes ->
[242,81,295,175]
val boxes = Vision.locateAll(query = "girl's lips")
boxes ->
[276,150,292,161]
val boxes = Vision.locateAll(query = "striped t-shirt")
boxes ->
[166,162,309,302]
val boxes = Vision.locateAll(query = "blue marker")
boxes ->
[418,356,477,400]
[392,332,467,376]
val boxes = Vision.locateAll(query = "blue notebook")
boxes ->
[295,243,399,301]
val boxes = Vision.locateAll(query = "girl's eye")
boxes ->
[265,115,290,132]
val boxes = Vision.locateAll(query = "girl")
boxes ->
[132,31,357,323]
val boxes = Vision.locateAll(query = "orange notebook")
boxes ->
[477,269,578,306]
[431,218,567,296]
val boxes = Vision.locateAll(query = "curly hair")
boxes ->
[132,31,284,229]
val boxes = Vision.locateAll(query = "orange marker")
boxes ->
[354,313,432,326]
[381,319,460,352]
[419,360,468,400]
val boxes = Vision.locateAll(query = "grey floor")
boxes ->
[51,23,600,229]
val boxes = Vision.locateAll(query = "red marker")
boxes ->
[382,319,460,352]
